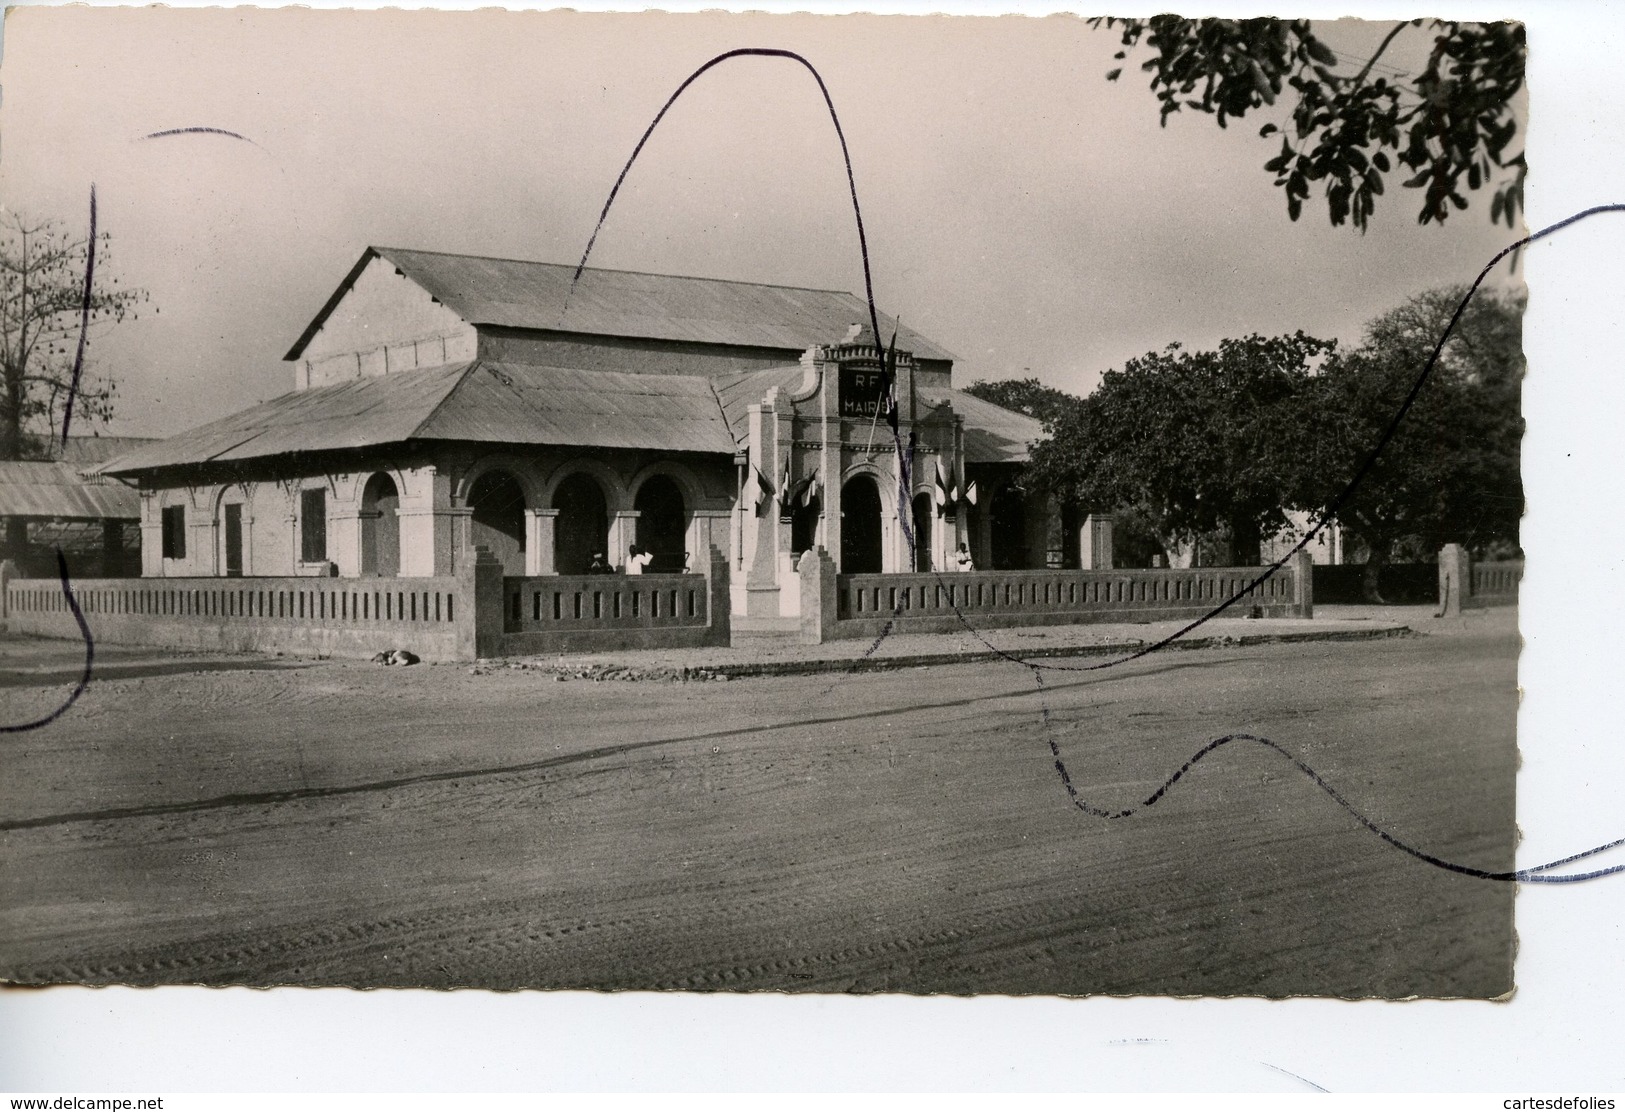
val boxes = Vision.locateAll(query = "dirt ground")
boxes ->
[0,608,1517,997]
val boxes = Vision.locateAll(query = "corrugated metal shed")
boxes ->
[286,247,957,363]
[0,461,141,519]
[920,388,1044,464]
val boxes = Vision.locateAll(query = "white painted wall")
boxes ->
[297,255,477,390]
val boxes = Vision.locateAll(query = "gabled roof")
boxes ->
[103,362,474,474]
[0,461,141,519]
[285,246,957,363]
[102,361,741,475]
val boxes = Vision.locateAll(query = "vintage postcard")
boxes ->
[0,7,1531,1005]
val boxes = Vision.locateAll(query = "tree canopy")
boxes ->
[961,376,1082,429]
[0,211,146,460]
[1013,286,1522,591]
[1301,285,1524,593]
[1091,17,1526,232]
[1025,331,1335,566]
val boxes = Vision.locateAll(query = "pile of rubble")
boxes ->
[464,659,733,683]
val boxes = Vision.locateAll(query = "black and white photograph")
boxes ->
[1,0,1622,1091]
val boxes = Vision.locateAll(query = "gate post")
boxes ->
[1291,549,1314,618]
[464,545,506,659]
[1080,513,1114,570]
[704,544,731,647]
[1438,543,1471,616]
[799,546,839,644]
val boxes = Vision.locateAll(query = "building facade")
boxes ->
[104,247,1056,622]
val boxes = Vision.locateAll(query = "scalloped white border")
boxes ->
[2,0,1621,1094]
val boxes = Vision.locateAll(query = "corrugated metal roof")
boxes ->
[104,364,1042,475]
[102,363,475,473]
[417,363,740,455]
[49,436,159,465]
[711,364,811,443]
[285,246,957,363]
[0,461,141,519]
[104,361,738,473]
[919,388,1045,464]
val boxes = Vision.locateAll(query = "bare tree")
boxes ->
[0,209,147,460]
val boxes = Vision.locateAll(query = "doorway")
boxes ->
[840,476,883,574]
[633,475,688,573]
[553,472,608,575]
[360,473,400,577]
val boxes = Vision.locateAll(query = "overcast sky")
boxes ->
[1,8,1525,438]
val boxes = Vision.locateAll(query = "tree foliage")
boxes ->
[1092,16,1526,232]
[1302,285,1523,596]
[0,211,147,460]
[1026,332,1335,566]
[1016,288,1522,590]
[962,376,1082,429]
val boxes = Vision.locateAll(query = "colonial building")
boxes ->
[103,247,1052,623]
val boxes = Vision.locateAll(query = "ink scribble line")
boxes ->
[0,551,95,735]
[60,185,97,448]
[1,185,101,735]
[138,126,257,145]
[1032,671,1624,885]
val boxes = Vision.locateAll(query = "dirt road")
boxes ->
[0,611,1516,996]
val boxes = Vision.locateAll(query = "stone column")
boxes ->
[396,506,470,577]
[140,495,163,577]
[798,546,839,644]
[689,510,732,573]
[1080,513,1114,570]
[1291,549,1314,619]
[702,544,732,647]
[1438,543,1471,617]
[467,545,506,659]
[191,504,217,576]
[609,510,641,572]
[526,508,558,576]
[328,509,364,578]
[745,401,784,616]
[0,558,15,619]
[285,510,301,576]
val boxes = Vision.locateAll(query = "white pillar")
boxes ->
[1080,513,1114,570]
[609,510,640,572]
[526,508,558,576]
[395,507,469,577]
[329,510,364,578]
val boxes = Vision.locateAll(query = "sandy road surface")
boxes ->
[0,611,1516,996]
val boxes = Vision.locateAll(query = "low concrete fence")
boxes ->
[2,568,472,660]
[495,547,729,654]
[795,548,1312,643]
[1471,560,1522,604]
[1,545,732,662]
